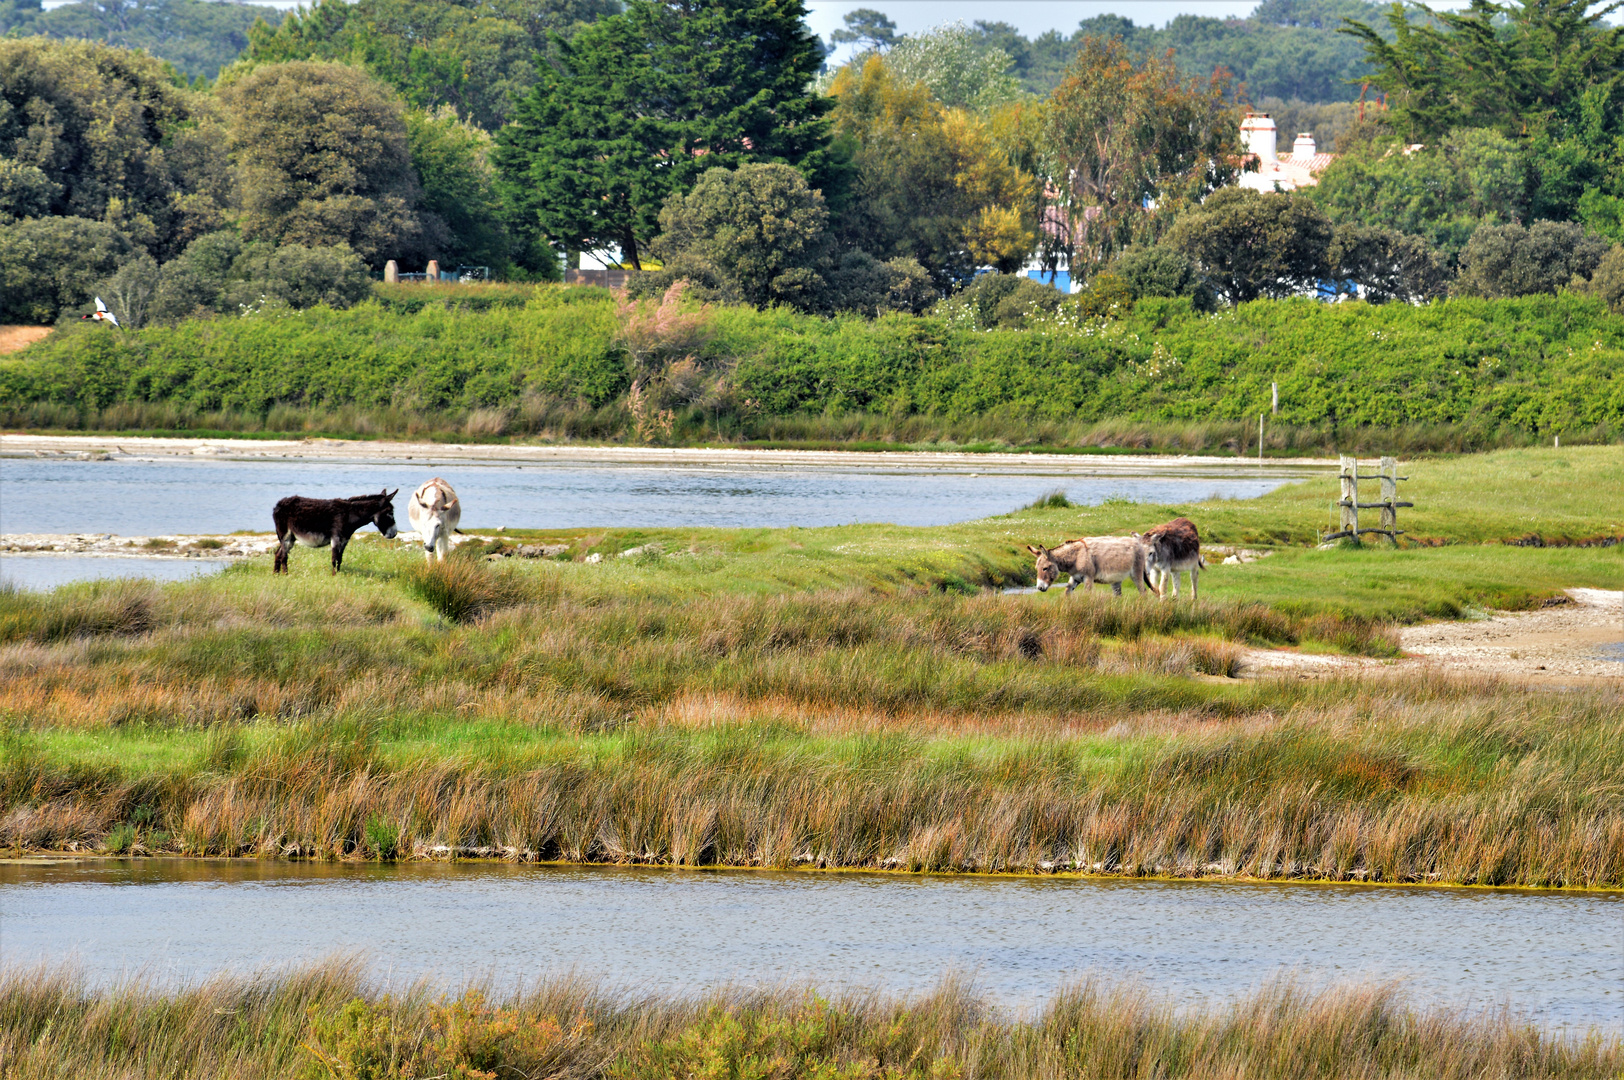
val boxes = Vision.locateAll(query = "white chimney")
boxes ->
[1240,113,1277,165]
[1292,132,1316,159]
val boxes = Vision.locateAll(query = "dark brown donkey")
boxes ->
[272,489,399,574]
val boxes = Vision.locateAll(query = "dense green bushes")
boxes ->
[3,287,1621,443]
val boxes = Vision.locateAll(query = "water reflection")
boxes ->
[1,859,1617,1031]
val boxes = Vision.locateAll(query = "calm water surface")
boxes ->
[0,457,1293,535]
[1,861,1618,1030]
[0,554,229,591]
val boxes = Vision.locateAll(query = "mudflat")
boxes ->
[0,432,1334,476]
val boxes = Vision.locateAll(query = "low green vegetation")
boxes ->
[5,289,1623,452]
[4,961,1615,1080]
[0,448,1619,885]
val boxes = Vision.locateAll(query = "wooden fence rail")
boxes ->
[1321,455,1413,544]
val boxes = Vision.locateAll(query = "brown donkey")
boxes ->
[272,489,399,574]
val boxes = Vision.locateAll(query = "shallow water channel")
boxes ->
[0,456,1295,536]
[1,860,1618,1030]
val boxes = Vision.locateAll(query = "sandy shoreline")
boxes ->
[1241,588,1624,683]
[0,432,1333,477]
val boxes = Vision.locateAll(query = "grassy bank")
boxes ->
[1,448,1621,885]
[3,286,1622,451]
[1,961,1616,1079]
[7,679,1622,885]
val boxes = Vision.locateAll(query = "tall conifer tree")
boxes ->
[495,0,832,269]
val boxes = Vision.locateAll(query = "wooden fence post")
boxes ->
[1379,456,1398,546]
[1339,455,1358,539]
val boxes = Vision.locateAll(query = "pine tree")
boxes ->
[494,0,832,269]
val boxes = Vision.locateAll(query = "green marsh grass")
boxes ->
[5,673,1622,885]
[0,961,1615,1079]
[0,447,1618,883]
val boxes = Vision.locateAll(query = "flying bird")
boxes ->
[81,296,120,328]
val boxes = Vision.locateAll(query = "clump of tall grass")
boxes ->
[401,558,538,623]
[0,962,1614,1080]
[0,579,155,642]
[1023,488,1075,510]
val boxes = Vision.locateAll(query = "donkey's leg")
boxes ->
[1189,564,1198,602]
[331,535,348,574]
[1112,581,1123,597]
[274,533,291,574]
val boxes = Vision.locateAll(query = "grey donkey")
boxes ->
[1025,537,1158,596]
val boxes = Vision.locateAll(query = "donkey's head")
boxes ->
[412,480,457,554]
[372,489,399,539]
[1131,532,1166,575]
[1026,544,1059,592]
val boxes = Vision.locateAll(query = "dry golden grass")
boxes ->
[0,960,1614,1080]
[0,325,51,355]
[5,674,1622,886]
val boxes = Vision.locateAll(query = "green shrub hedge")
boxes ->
[3,287,1621,441]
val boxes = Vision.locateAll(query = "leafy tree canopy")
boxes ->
[1307,126,1530,259]
[1454,220,1610,298]
[0,215,134,323]
[1109,245,1215,309]
[494,0,834,271]
[829,7,895,51]
[878,21,1023,111]
[826,55,1038,287]
[1043,36,1239,276]
[0,0,286,81]
[239,0,617,130]
[0,37,231,258]
[220,60,441,267]
[1327,222,1449,302]
[653,163,830,309]
[1167,186,1332,304]
[1342,0,1624,225]
[406,107,517,272]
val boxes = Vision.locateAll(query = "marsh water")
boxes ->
[0,455,1299,589]
[0,456,1295,536]
[1,860,1619,1030]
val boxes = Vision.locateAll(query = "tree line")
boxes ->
[2,0,1622,330]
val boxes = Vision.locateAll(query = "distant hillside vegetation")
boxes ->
[0,0,285,80]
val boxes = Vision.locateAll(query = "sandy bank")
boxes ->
[0,432,1333,477]
[1242,588,1624,683]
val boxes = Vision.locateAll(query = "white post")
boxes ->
[1271,382,1278,415]
[1259,415,1264,465]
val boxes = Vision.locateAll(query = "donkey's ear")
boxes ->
[1026,544,1044,556]
[387,488,399,499]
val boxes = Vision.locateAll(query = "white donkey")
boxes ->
[407,477,461,562]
